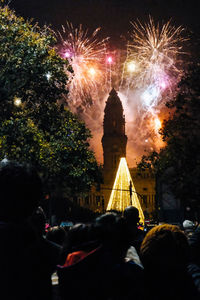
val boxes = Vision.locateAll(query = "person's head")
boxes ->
[140,224,190,273]
[0,160,42,222]
[64,223,91,252]
[124,206,140,226]
[94,212,129,259]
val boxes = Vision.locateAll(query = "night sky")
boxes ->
[10,0,200,47]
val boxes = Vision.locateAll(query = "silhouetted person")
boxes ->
[124,206,146,255]
[58,213,144,300]
[0,160,60,300]
[140,224,199,300]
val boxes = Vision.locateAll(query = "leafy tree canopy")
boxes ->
[0,5,101,198]
[0,105,100,195]
[0,4,68,120]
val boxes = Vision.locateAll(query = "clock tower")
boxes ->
[102,88,127,186]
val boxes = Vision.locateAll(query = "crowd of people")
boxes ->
[0,160,200,299]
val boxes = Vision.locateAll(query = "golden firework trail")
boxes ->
[128,17,186,85]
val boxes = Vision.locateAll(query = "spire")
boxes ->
[105,88,123,112]
[109,88,117,97]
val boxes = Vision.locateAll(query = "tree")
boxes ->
[139,62,200,219]
[0,4,68,118]
[0,105,100,194]
[0,5,101,204]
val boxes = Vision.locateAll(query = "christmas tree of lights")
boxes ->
[107,157,144,224]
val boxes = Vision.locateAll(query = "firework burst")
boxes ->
[56,22,109,111]
[118,18,187,162]
[121,17,187,111]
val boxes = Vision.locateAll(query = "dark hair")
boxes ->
[94,212,129,258]
[140,224,190,272]
[124,206,139,224]
[0,160,42,222]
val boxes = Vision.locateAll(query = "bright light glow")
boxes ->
[160,80,167,89]
[14,97,22,106]
[141,85,160,107]
[88,67,96,76]
[46,72,51,80]
[154,117,162,131]
[107,56,113,64]
[64,51,71,58]
[107,157,144,224]
[127,61,136,72]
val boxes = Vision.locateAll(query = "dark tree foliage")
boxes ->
[0,5,68,119]
[0,5,101,201]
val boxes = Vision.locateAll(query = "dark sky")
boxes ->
[10,0,200,47]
